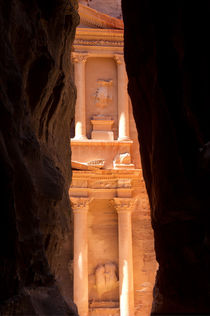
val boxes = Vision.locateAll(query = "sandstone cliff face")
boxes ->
[79,0,122,19]
[122,1,210,314]
[0,0,79,314]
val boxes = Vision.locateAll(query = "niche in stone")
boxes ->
[88,199,119,305]
[85,57,118,139]
[95,262,119,297]
[94,79,113,109]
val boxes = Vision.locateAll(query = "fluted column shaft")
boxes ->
[114,55,130,141]
[72,198,89,316]
[72,53,88,139]
[115,198,135,316]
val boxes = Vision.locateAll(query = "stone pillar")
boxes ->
[71,197,89,316]
[114,55,130,141]
[72,53,88,140]
[114,198,135,316]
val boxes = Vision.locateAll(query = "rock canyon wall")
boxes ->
[0,0,79,314]
[79,0,122,19]
[122,1,210,314]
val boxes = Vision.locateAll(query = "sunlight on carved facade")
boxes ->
[69,2,157,315]
[78,253,83,280]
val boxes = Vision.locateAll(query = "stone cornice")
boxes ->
[79,4,124,30]
[74,39,123,48]
[71,169,142,179]
[75,28,123,41]
[69,169,143,200]
[73,28,123,50]
[71,139,133,146]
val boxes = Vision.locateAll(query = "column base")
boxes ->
[73,135,87,140]
[118,136,130,141]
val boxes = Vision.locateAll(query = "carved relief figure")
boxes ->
[95,262,118,296]
[94,79,113,108]
[114,152,131,165]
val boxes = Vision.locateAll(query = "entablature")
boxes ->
[73,28,123,52]
[69,169,143,199]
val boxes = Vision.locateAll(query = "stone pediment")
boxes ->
[78,4,124,29]
[72,160,105,170]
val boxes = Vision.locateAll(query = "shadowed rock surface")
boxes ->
[122,1,210,314]
[0,0,79,314]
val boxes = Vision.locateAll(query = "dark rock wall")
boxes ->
[122,1,210,314]
[0,0,79,314]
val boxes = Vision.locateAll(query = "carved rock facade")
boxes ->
[70,3,157,316]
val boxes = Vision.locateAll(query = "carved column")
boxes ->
[72,53,88,139]
[114,55,130,141]
[115,198,135,316]
[71,197,89,316]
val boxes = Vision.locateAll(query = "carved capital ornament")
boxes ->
[71,197,89,212]
[72,52,88,63]
[114,198,137,213]
[114,54,124,65]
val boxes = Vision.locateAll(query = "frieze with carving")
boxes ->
[71,179,88,188]
[89,179,117,189]
[117,179,131,188]
[74,39,123,47]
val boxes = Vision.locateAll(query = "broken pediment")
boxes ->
[113,153,135,169]
[72,160,105,170]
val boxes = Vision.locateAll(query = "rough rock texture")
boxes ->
[122,1,210,314]
[79,0,122,19]
[0,0,79,314]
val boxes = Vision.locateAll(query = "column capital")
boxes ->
[72,52,88,63]
[71,197,89,212]
[114,198,137,213]
[114,54,124,65]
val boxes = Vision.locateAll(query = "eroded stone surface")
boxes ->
[79,0,122,19]
[122,1,210,314]
[0,0,79,314]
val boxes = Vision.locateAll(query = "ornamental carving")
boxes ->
[94,79,113,108]
[71,179,88,188]
[95,262,118,296]
[114,198,137,212]
[118,179,131,188]
[89,179,117,189]
[114,54,124,64]
[71,197,89,210]
[114,153,131,165]
[74,39,123,47]
[71,52,88,63]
